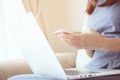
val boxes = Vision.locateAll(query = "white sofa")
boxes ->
[0,53,77,80]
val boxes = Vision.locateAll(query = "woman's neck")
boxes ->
[86,0,119,15]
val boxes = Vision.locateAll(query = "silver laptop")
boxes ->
[10,12,120,80]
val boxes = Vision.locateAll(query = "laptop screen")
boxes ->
[10,12,67,79]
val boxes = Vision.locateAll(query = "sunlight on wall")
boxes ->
[0,0,25,61]
[0,0,6,61]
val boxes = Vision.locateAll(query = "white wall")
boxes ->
[0,0,6,61]
[40,0,87,53]
[0,0,26,61]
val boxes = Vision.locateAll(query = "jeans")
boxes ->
[8,74,120,80]
[8,74,63,80]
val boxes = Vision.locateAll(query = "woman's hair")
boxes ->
[86,0,120,14]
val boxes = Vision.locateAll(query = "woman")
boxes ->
[7,0,120,80]
[58,0,120,69]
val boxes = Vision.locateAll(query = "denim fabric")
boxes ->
[8,74,62,80]
[8,74,120,80]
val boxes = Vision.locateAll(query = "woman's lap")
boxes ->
[8,74,62,80]
[8,74,120,80]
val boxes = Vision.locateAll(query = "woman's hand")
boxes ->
[56,29,106,50]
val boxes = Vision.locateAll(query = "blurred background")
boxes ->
[0,0,88,63]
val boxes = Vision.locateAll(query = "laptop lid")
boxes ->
[10,12,67,79]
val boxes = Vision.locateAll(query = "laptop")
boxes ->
[10,12,120,80]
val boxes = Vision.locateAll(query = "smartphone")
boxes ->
[54,29,70,35]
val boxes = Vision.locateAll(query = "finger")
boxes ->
[73,32,81,35]
[60,37,73,46]
[59,33,73,39]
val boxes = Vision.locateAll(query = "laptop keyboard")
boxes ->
[65,69,98,76]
